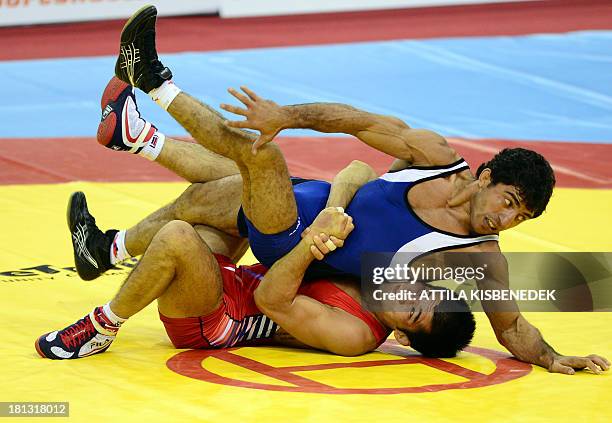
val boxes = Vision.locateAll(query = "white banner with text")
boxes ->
[0,0,535,27]
[0,0,218,27]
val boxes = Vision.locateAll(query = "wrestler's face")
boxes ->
[382,284,442,343]
[470,169,533,234]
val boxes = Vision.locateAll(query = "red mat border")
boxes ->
[0,136,610,188]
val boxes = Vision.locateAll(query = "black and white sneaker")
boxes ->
[115,5,172,93]
[67,192,116,281]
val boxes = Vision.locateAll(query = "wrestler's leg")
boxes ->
[166,93,297,234]
[111,220,224,319]
[193,224,249,264]
[36,220,231,359]
[69,174,243,280]
[123,174,243,256]
[156,137,239,183]
[117,221,246,318]
[97,76,239,184]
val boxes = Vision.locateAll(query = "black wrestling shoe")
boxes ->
[67,192,116,281]
[115,5,172,93]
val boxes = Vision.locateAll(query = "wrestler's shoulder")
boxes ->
[456,240,501,253]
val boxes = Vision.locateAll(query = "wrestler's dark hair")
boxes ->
[476,148,555,218]
[405,293,476,358]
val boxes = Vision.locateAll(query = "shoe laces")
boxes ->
[60,317,97,350]
[73,212,107,260]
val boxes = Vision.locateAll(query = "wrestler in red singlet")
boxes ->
[160,255,389,349]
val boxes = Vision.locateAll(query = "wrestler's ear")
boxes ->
[478,168,492,188]
[394,329,411,346]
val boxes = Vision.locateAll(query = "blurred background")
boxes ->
[1,0,611,189]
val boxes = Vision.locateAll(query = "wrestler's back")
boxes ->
[293,161,497,276]
[293,178,432,275]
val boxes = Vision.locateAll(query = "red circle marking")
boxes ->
[166,340,532,394]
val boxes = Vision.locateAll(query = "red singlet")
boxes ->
[160,255,390,349]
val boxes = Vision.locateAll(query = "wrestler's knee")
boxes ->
[173,183,206,222]
[156,220,200,252]
[239,142,283,166]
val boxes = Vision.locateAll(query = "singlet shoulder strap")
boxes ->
[396,232,499,254]
[380,159,469,183]
[390,232,499,268]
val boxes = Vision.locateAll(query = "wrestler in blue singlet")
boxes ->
[238,160,498,277]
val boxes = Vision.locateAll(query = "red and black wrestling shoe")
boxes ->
[35,307,120,360]
[96,76,159,153]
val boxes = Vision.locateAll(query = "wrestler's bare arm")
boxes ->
[285,104,459,166]
[474,242,610,374]
[221,87,460,166]
[295,159,377,260]
[326,160,377,209]
[254,208,376,356]
[302,160,377,261]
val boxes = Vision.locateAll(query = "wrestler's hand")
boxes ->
[220,86,287,154]
[548,354,610,375]
[302,207,354,260]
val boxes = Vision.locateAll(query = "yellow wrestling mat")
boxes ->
[1,182,610,422]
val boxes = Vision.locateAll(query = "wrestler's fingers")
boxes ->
[310,245,324,260]
[590,354,610,369]
[225,120,252,129]
[343,216,354,237]
[588,355,610,371]
[319,234,337,252]
[347,222,355,235]
[241,86,262,102]
[563,357,601,374]
[301,227,312,238]
[313,234,332,254]
[228,87,254,107]
[585,358,603,374]
[220,103,248,116]
[551,363,575,375]
[324,239,337,252]
[583,359,602,374]
[329,236,344,248]
[251,135,274,155]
